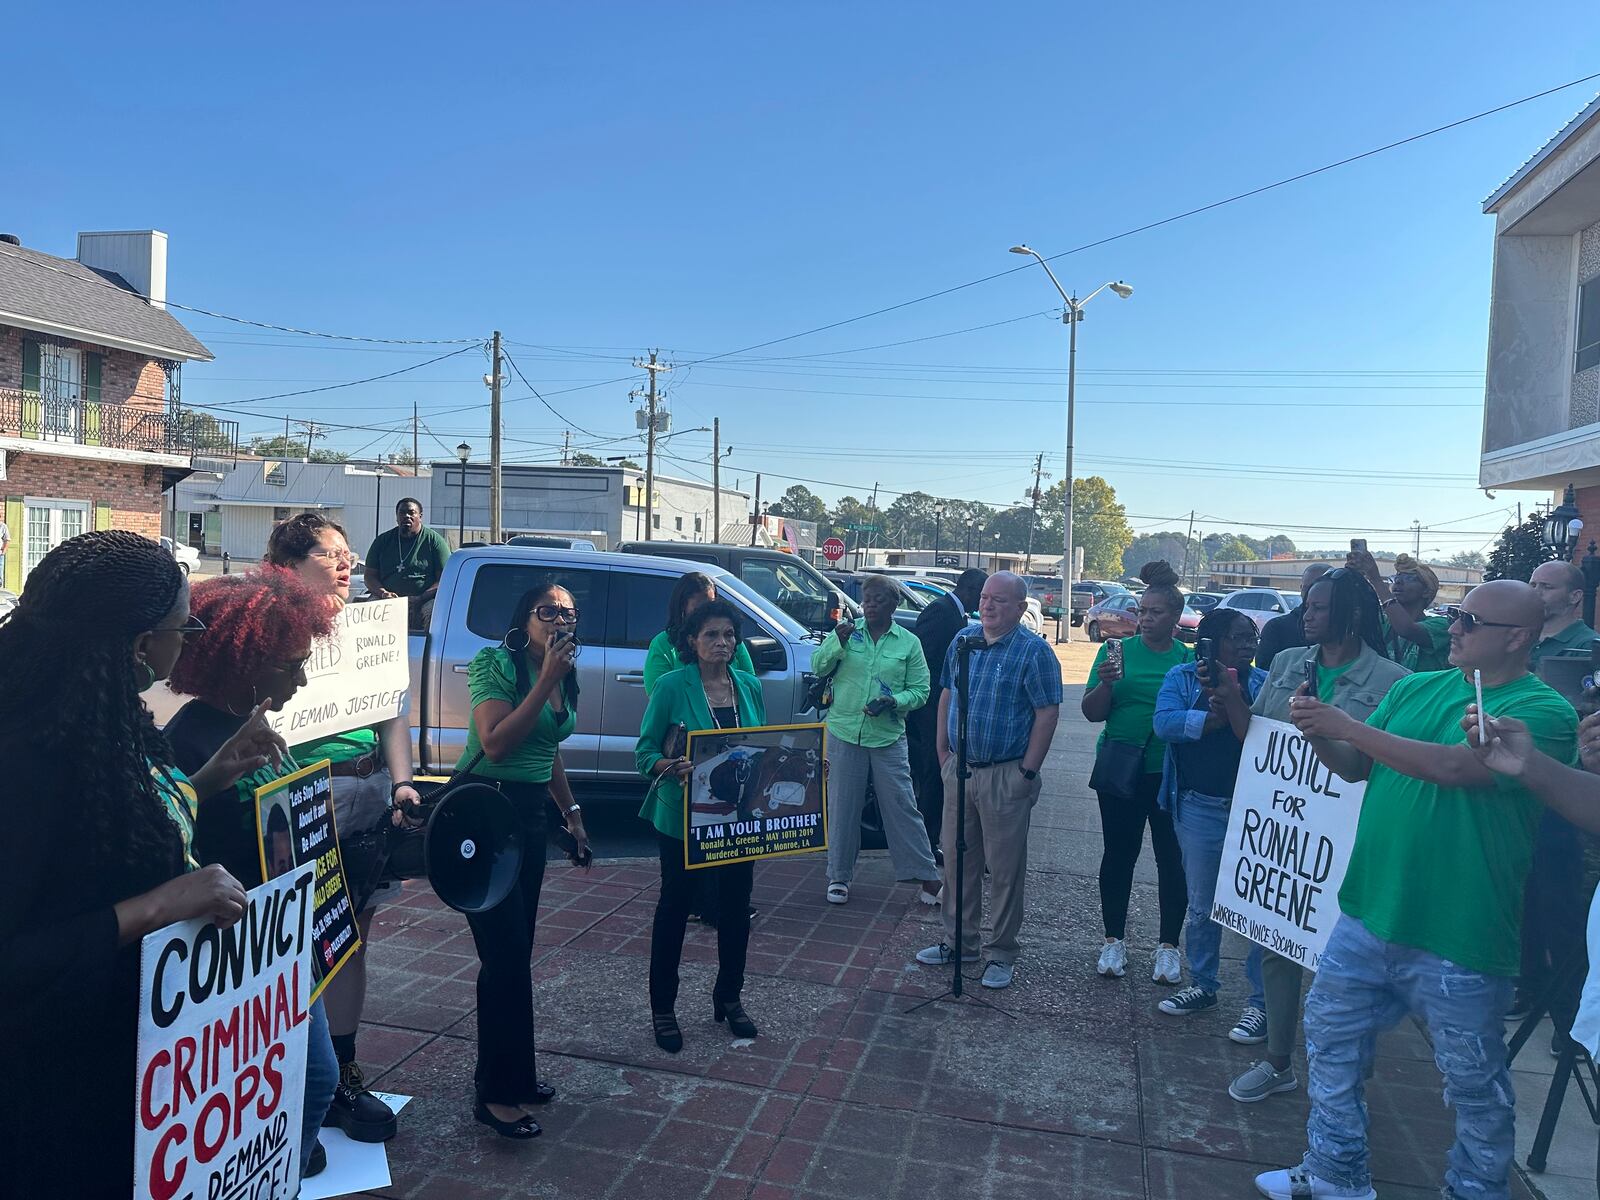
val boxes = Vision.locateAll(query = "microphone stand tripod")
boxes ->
[906,634,1014,1018]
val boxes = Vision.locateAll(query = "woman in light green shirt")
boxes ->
[643,572,755,694]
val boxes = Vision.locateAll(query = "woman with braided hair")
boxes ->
[0,531,288,1198]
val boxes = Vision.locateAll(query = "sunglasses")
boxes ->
[151,614,207,639]
[533,604,579,623]
[1450,610,1521,633]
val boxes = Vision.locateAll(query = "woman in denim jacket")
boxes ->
[1154,608,1268,1039]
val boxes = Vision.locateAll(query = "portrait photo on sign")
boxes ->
[684,722,828,869]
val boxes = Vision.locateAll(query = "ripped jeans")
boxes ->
[1303,916,1515,1199]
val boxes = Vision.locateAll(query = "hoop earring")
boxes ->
[135,660,157,693]
[503,627,530,653]
[225,686,261,718]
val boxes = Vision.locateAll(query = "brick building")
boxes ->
[0,230,230,591]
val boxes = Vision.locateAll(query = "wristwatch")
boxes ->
[1018,766,1038,781]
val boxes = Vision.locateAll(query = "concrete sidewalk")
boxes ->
[351,683,1579,1199]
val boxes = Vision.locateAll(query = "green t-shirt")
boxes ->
[1090,636,1193,773]
[642,628,755,694]
[1315,657,1355,703]
[290,726,379,768]
[1381,612,1452,673]
[365,525,451,598]
[458,645,575,782]
[1338,669,1577,976]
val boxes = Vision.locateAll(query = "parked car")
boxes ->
[875,566,965,588]
[1083,593,1141,642]
[1176,605,1203,644]
[617,542,851,634]
[1214,587,1294,633]
[1023,574,1065,619]
[821,570,927,631]
[159,536,200,577]
[1187,592,1223,613]
[506,534,599,551]
[406,547,823,785]
[1070,580,1128,626]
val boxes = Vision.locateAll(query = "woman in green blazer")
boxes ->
[636,598,766,1053]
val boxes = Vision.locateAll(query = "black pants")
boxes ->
[462,778,549,1104]
[1097,772,1186,945]
[1521,809,1587,1027]
[905,707,943,852]
[650,833,753,1013]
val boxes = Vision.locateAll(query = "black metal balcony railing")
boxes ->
[0,389,239,458]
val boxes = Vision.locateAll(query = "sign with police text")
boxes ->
[1210,717,1366,971]
[684,723,828,869]
[255,759,359,1001]
[266,596,409,745]
[134,868,313,1200]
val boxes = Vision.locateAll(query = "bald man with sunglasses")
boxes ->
[1254,580,1576,1200]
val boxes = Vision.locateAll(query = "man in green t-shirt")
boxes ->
[1254,579,1576,1200]
[364,497,451,629]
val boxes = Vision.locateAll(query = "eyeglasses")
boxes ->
[1451,610,1522,634]
[151,614,207,639]
[308,549,355,567]
[533,604,579,623]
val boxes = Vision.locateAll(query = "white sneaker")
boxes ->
[1097,939,1127,978]
[1254,1165,1374,1199]
[1152,946,1182,985]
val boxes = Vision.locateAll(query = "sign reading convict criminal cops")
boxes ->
[1210,717,1366,971]
[134,867,314,1200]
[684,722,828,869]
[266,596,409,746]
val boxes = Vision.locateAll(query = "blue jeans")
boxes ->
[1172,789,1263,1004]
[302,998,338,1170]
[1303,916,1516,1198]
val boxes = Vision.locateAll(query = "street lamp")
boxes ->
[966,520,976,568]
[1010,243,1133,643]
[1544,484,1584,561]
[934,503,946,563]
[992,531,1000,571]
[455,442,471,546]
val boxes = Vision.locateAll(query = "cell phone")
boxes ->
[1351,538,1367,554]
[1303,657,1318,697]
[1196,638,1215,683]
[1473,668,1486,745]
[1105,639,1123,672]
[552,826,593,868]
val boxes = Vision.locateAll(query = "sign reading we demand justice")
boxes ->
[135,868,314,1200]
[1210,717,1366,971]
[266,596,409,746]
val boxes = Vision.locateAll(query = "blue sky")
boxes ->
[11,3,1600,558]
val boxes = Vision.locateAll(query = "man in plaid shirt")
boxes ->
[916,572,1063,989]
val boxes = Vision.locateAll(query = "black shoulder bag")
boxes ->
[1088,733,1154,801]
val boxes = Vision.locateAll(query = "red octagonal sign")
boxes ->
[822,537,846,563]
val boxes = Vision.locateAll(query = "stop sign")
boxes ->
[822,537,846,563]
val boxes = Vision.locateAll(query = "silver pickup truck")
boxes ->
[405,546,823,786]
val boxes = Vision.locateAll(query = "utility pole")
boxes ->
[865,481,880,569]
[1182,509,1197,588]
[1024,452,1047,573]
[489,331,504,543]
[633,349,673,541]
[561,430,571,466]
[1411,519,1422,558]
[412,402,419,469]
[751,473,762,547]
[302,420,317,458]
[712,417,721,543]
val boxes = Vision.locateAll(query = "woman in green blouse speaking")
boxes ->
[637,599,766,1053]
[643,572,755,694]
[456,581,590,1139]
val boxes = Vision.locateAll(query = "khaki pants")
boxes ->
[939,757,1042,965]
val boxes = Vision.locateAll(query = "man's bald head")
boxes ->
[977,571,1029,639]
[1300,563,1333,598]
[1529,560,1586,625]
[1450,579,1543,674]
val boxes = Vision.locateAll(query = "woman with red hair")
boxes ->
[264,511,419,1142]
[165,569,341,1178]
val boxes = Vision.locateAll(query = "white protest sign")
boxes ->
[135,867,314,1200]
[267,597,409,745]
[1210,716,1366,971]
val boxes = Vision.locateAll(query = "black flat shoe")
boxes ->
[653,1011,683,1053]
[713,999,759,1038]
[474,1101,541,1139]
[524,1081,557,1106]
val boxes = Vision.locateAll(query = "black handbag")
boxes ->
[1088,735,1153,801]
[804,661,841,712]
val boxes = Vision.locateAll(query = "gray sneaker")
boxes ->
[1229,1060,1298,1103]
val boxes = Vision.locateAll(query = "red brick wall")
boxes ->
[1577,487,1600,557]
[4,453,164,538]
[0,323,166,411]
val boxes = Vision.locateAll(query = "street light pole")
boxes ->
[934,504,945,563]
[1009,245,1132,643]
[455,441,471,547]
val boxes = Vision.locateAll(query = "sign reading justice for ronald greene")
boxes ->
[1210,717,1366,971]
[266,597,409,746]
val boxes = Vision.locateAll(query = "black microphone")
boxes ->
[958,630,990,653]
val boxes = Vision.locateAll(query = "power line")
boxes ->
[192,345,482,409]
[497,347,615,438]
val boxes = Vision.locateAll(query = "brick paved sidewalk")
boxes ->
[351,714,1546,1200]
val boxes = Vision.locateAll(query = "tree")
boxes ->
[1122,532,1204,581]
[1446,550,1487,570]
[768,484,828,524]
[615,458,641,470]
[570,451,604,467]
[1485,514,1556,582]
[1023,476,1134,578]
[173,408,234,453]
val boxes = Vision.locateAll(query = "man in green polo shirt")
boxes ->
[1254,579,1576,1200]
[1515,559,1598,1026]
[364,497,451,629]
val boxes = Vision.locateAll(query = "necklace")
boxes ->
[699,668,740,728]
